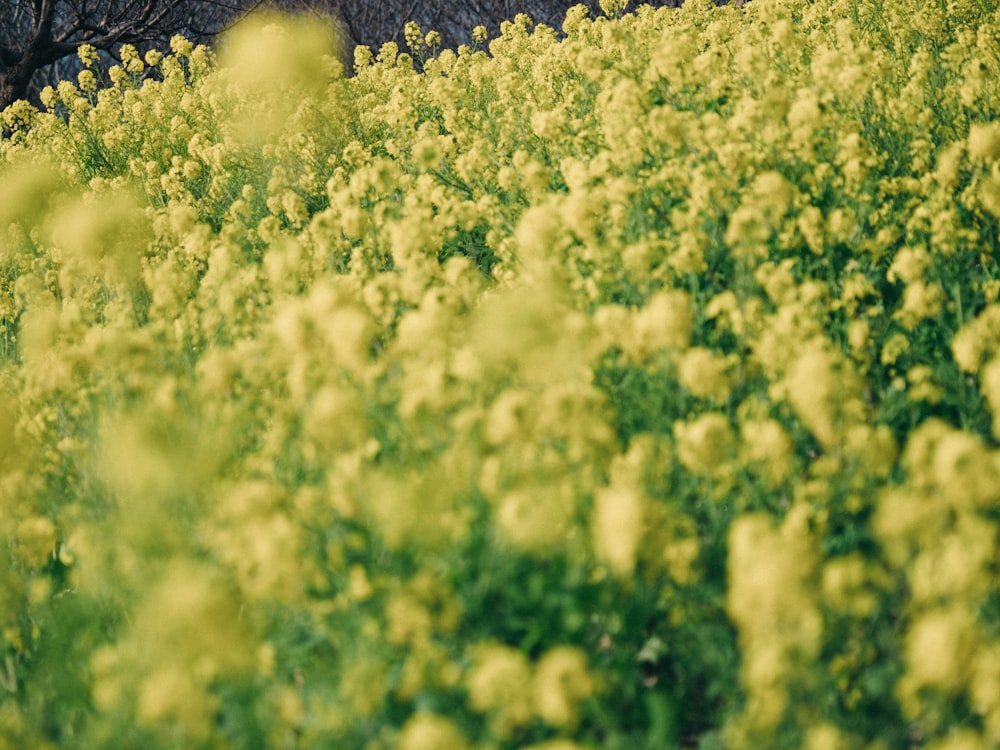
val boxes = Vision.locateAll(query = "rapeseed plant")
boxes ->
[3,0,1000,747]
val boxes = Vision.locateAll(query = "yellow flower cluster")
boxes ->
[2,0,1000,748]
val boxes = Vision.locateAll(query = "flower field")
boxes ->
[2,0,1000,747]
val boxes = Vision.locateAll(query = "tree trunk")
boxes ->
[0,66,33,111]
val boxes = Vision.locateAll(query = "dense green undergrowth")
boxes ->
[2,0,1000,748]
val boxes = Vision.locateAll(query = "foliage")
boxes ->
[2,1,1000,748]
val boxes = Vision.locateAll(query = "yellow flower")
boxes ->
[533,646,594,729]
[404,21,423,50]
[821,554,878,616]
[108,65,126,86]
[591,484,644,577]
[562,4,591,36]
[909,515,995,604]
[466,642,533,736]
[77,69,97,93]
[347,564,373,601]
[599,0,629,18]
[907,365,942,404]
[930,427,1000,509]
[495,483,575,553]
[377,40,399,65]
[39,85,57,109]
[847,318,871,359]
[727,507,822,731]
[170,35,194,57]
[935,140,965,188]
[886,246,931,284]
[631,289,692,357]
[780,339,865,449]
[844,424,897,479]
[739,419,794,487]
[754,259,798,305]
[894,280,944,329]
[399,713,468,750]
[979,356,1000,438]
[216,13,343,143]
[77,43,98,66]
[724,171,796,255]
[788,87,822,143]
[900,609,978,705]
[120,44,144,74]
[953,328,987,374]
[805,723,853,750]
[879,333,910,365]
[839,272,876,315]
[354,44,373,69]
[968,122,1000,161]
[674,412,735,479]
[676,346,737,402]
[55,79,78,106]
